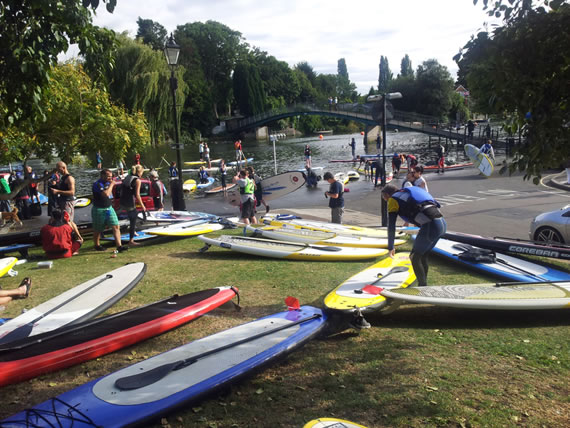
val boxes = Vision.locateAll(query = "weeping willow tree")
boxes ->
[85,33,188,146]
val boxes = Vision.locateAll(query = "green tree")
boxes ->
[337,58,357,102]
[388,75,417,112]
[136,17,167,50]
[254,50,300,105]
[0,0,116,126]
[0,63,149,165]
[175,21,246,119]
[400,54,413,77]
[378,56,393,93]
[233,62,266,116]
[295,61,317,86]
[414,59,454,119]
[456,3,570,181]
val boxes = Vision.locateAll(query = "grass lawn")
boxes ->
[0,229,568,427]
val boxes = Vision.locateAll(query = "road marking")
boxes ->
[438,188,569,207]
[437,194,486,206]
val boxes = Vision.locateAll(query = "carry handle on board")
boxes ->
[353,266,409,294]
[114,313,322,391]
[451,243,546,281]
[0,274,114,345]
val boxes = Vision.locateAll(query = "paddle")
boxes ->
[114,313,322,391]
[494,279,570,287]
[353,266,409,294]
[240,235,343,252]
[451,243,546,281]
[0,274,114,345]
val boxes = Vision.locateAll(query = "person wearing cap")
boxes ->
[323,171,344,224]
[381,184,446,287]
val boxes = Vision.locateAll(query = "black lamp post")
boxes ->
[164,33,186,211]
[368,92,402,226]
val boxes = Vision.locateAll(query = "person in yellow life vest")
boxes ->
[233,169,257,225]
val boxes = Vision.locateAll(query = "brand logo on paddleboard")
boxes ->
[292,177,298,182]
[507,245,560,258]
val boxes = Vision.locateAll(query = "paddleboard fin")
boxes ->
[198,244,211,253]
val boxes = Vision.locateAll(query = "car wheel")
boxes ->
[534,226,565,244]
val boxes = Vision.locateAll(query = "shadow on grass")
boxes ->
[369,304,570,329]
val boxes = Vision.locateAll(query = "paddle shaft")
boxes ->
[0,274,113,344]
[114,312,322,390]
[494,279,570,287]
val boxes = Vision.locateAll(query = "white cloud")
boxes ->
[84,0,498,93]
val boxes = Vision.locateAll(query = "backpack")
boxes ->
[456,247,496,263]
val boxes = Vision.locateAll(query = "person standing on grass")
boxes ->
[233,169,257,225]
[91,169,127,253]
[120,165,146,246]
[323,171,344,224]
[51,161,76,222]
[381,184,446,288]
[149,170,165,211]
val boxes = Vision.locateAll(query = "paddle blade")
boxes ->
[361,285,383,295]
[0,323,34,345]
[115,360,180,391]
[284,296,300,311]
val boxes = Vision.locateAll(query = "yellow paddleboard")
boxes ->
[146,222,223,237]
[183,179,197,193]
[75,197,91,208]
[0,257,18,278]
[304,418,368,428]
[324,252,416,314]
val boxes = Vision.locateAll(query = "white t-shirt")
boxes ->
[414,176,429,193]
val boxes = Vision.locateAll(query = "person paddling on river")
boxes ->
[381,184,446,288]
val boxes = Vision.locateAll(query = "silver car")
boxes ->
[529,204,570,243]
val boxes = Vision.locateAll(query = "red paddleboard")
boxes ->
[0,287,238,387]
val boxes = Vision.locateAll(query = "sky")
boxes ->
[82,0,499,94]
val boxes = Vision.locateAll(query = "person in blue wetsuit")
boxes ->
[381,184,446,287]
[198,166,209,184]
[479,139,495,162]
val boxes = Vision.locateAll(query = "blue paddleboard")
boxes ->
[1,306,327,427]
[196,176,215,190]
[0,243,33,257]
[102,231,157,243]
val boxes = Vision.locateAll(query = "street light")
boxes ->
[367,92,402,226]
[164,33,186,211]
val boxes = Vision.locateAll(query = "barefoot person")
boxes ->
[0,278,32,307]
[120,165,146,246]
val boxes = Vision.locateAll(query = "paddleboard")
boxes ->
[182,166,220,174]
[141,211,217,223]
[196,176,215,190]
[2,306,326,428]
[298,166,324,173]
[227,157,254,167]
[443,230,570,261]
[334,172,350,185]
[0,244,33,258]
[146,221,224,237]
[198,234,388,261]
[380,281,570,310]
[204,183,237,195]
[347,170,360,180]
[465,144,493,176]
[102,231,157,243]
[262,214,406,239]
[304,418,368,428]
[245,224,405,248]
[38,192,48,205]
[183,179,197,192]
[184,159,222,166]
[427,238,570,283]
[0,263,146,345]
[399,162,473,173]
[0,287,239,387]
[74,197,91,208]
[226,171,306,207]
[0,257,17,278]
[324,252,415,315]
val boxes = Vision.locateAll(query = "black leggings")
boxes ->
[127,209,138,241]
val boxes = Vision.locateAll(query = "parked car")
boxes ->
[529,204,570,244]
[112,178,154,212]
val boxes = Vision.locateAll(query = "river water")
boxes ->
[23,130,477,196]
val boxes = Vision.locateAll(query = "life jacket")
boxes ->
[149,180,163,198]
[92,179,113,208]
[239,177,254,195]
[120,175,138,209]
[391,186,441,226]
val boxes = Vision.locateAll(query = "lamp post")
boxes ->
[367,92,402,226]
[164,33,186,211]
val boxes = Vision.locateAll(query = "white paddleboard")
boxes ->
[465,144,493,177]
[380,281,570,310]
[0,263,146,345]
[141,211,217,223]
[146,221,224,237]
[225,171,306,207]
[198,235,388,261]
[245,224,405,248]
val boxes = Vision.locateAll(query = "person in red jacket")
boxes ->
[40,209,83,259]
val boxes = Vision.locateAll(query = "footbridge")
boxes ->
[225,103,503,145]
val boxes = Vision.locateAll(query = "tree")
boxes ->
[0,62,149,165]
[295,62,317,86]
[337,58,357,102]
[456,3,570,181]
[233,62,266,116]
[400,54,413,77]
[0,0,117,126]
[378,56,393,93]
[414,59,454,119]
[175,21,246,119]
[388,75,417,112]
[136,17,167,50]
